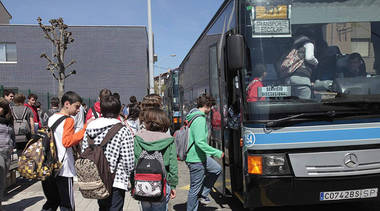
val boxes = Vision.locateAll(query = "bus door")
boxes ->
[209,43,227,194]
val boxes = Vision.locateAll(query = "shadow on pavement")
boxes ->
[3,196,44,211]
[209,190,247,210]
[173,203,219,211]
[4,178,39,200]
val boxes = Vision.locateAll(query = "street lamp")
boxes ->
[148,0,154,94]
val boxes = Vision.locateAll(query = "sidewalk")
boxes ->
[2,161,239,211]
[2,179,140,211]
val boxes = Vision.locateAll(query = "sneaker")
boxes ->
[199,196,211,205]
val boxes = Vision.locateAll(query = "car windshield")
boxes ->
[240,0,380,121]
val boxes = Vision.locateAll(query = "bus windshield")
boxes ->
[241,0,380,122]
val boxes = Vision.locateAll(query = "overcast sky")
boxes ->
[2,0,224,75]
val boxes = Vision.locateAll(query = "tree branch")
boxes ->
[51,73,58,80]
[64,70,76,79]
[65,60,76,69]
[37,17,55,43]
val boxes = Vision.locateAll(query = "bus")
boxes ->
[164,68,183,135]
[179,0,380,209]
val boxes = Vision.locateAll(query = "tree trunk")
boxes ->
[58,78,65,101]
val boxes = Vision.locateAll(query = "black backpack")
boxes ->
[132,138,173,202]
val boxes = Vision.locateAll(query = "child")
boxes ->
[134,108,178,211]
[41,91,88,211]
[247,64,267,102]
[0,98,14,209]
[81,94,135,211]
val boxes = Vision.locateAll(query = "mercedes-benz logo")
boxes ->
[344,153,359,168]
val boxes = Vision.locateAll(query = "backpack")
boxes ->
[132,148,168,202]
[174,114,202,161]
[12,106,30,135]
[75,123,124,199]
[18,116,68,181]
[280,46,305,77]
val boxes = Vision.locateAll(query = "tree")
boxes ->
[38,17,76,100]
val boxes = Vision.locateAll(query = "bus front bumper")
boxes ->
[243,173,380,208]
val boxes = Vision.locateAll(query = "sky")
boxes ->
[1,0,224,76]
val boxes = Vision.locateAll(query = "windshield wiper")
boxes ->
[265,111,336,128]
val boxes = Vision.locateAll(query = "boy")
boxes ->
[186,94,224,211]
[41,91,88,211]
[82,94,134,210]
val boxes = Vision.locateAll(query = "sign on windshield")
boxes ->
[250,4,291,37]
[258,86,291,98]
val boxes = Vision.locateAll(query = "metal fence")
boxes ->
[0,85,97,110]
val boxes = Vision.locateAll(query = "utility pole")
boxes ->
[148,0,154,94]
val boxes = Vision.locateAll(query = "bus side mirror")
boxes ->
[227,34,245,70]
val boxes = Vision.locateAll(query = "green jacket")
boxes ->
[134,130,178,189]
[185,109,223,163]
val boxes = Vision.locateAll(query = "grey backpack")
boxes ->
[174,114,202,161]
[12,106,30,135]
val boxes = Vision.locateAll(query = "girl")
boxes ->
[134,108,178,211]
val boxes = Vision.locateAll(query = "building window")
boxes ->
[0,43,17,62]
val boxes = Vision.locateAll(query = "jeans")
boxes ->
[0,149,11,203]
[285,75,312,99]
[186,156,222,211]
[141,184,171,211]
[98,188,126,211]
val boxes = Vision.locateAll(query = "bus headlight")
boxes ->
[247,154,291,176]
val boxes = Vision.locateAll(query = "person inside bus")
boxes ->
[337,52,366,78]
[284,27,318,99]
[246,64,267,102]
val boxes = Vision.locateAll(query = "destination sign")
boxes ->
[251,4,291,37]
[253,19,290,34]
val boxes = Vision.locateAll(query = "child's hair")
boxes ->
[252,64,267,78]
[141,94,162,110]
[99,89,112,101]
[28,93,38,100]
[3,89,15,97]
[50,97,60,107]
[61,91,82,107]
[127,103,140,121]
[196,94,216,108]
[100,95,121,118]
[0,98,13,124]
[139,94,162,122]
[14,93,26,105]
[129,95,137,104]
[113,92,120,101]
[143,108,170,132]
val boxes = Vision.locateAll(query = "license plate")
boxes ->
[320,188,378,201]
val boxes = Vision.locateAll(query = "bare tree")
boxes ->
[38,17,76,100]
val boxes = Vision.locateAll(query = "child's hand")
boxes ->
[170,189,176,199]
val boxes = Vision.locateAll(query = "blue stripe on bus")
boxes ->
[244,118,380,128]
[253,127,380,145]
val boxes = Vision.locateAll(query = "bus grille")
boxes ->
[288,149,380,177]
